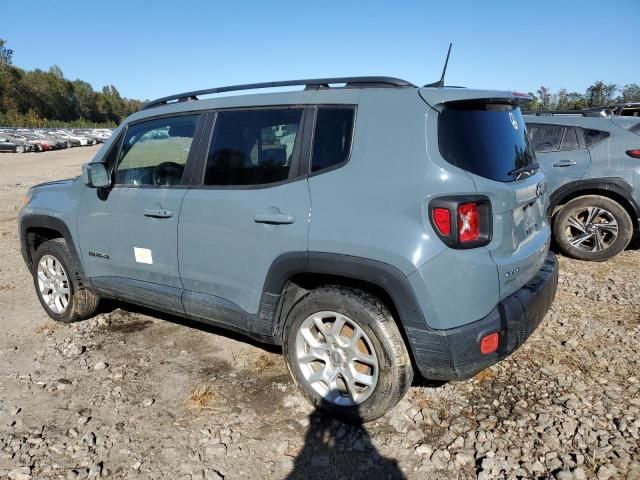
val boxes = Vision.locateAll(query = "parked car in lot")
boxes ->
[44,132,81,148]
[29,132,69,150]
[4,132,50,152]
[47,130,93,146]
[19,77,557,421]
[524,112,640,261]
[0,134,33,153]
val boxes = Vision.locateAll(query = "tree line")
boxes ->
[0,38,144,128]
[525,82,640,111]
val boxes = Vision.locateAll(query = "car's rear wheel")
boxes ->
[15,145,24,153]
[283,286,413,423]
[553,195,633,261]
[32,239,100,323]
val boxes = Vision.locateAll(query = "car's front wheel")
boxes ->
[283,286,413,423]
[32,239,100,323]
[15,145,24,153]
[553,195,633,261]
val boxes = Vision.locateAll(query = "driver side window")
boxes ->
[114,114,200,186]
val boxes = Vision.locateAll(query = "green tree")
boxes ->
[585,81,617,107]
[72,79,99,120]
[556,88,569,110]
[536,86,553,111]
[0,38,13,69]
[619,84,640,103]
[566,92,587,110]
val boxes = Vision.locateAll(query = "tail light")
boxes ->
[458,202,480,243]
[432,208,451,236]
[626,149,640,159]
[428,196,492,249]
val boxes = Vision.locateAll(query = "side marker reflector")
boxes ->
[480,332,499,354]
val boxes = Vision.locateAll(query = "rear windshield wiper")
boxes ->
[508,162,539,179]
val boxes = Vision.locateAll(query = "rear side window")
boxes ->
[584,129,610,147]
[204,108,303,186]
[311,107,355,173]
[438,102,535,182]
[528,125,564,152]
[630,124,640,136]
[560,128,580,151]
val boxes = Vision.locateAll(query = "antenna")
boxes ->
[424,43,452,88]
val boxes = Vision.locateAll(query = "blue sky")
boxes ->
[4,0,639,100]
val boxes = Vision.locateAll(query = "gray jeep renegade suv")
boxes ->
[19,77,558,421]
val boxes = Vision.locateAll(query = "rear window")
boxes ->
[630,124,640,136]
[584,129,610,147]
[311,107,355,173]
[438,102,535,182]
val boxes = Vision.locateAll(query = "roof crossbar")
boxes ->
[142,76,415,110]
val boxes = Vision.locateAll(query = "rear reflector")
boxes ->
[480,332,499,354]
[458,202,480,243]
[626,149,640,159]
[432,208,451,236]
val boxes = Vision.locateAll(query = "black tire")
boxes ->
[15,145,24,154]
[283,286,413,423]
[553,195,633,262]
[32,239,100,323]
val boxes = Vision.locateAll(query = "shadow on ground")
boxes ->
[97,299,281,354]
[286,401,405,480]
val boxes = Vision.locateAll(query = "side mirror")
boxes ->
[82,162,111,188]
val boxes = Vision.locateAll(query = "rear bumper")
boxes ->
[412,252,558,380]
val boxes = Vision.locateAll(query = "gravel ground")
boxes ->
[0,147,638,480]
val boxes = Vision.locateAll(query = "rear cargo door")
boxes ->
[426,93,551,300]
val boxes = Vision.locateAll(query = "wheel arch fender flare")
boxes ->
[549,177,640,229]
[19,213,89,287]
[261,252,428,343]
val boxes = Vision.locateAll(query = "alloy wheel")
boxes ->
[563,206,618,253]
[295,311,379,406]
[37,255,71,314]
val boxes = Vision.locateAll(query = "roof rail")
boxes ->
[523,108,612,118]
[142,76,416,110]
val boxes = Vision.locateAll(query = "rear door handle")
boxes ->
[552,160,577,167]
[254,213,295,225]
[144,208,173,218]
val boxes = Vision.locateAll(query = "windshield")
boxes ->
[438,102,536,182]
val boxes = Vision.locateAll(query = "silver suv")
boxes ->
[525,112,640,261]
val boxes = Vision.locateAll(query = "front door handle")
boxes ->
[144,208,173,218]
[552,160,577,167]
[254,213,295,225]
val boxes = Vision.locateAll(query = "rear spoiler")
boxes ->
[419,88,532,109]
